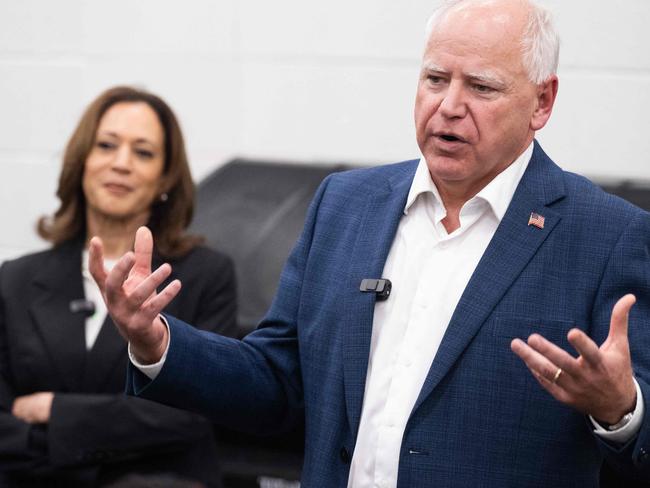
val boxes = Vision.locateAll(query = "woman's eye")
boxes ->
[96,141,115,150]
[135,149,154,159]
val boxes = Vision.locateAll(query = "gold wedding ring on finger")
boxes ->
[552,367,563,384]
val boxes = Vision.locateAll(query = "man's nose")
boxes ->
[438,81,467,119]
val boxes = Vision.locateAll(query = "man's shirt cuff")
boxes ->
[590,378,644,443]
[127,315,170,380]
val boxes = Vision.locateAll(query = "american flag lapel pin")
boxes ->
[528,212,545,229]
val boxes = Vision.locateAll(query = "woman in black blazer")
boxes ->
[0,86,236,487]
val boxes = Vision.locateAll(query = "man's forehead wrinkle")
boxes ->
[423,16,529,81]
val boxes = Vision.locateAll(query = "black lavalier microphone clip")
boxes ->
[359,278,392,301]
[69,299,96,318]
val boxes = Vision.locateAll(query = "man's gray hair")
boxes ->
[425,0,560,84]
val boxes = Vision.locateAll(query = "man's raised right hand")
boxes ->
[88,226,181,364]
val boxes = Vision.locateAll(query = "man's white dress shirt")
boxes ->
[346,145,532,488]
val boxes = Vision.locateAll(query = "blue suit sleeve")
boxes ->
[126,174,335,435]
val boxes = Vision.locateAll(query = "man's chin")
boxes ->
[423,155,473,179]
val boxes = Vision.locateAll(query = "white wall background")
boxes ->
[0,0,648,260]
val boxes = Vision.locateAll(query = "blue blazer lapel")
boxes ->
[342,161,417,436]
[412,142,566,412]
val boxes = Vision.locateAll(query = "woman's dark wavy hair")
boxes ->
[38,85,202,258]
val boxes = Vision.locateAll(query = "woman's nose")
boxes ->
[111,146,132,172]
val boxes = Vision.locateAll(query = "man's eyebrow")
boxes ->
[465,71,506,87]
[421,63,506,85]
[421,62,448,74]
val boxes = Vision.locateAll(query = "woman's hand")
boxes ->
[12,392,54,424]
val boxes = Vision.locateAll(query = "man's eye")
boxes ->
[473,84,495,93]
[428,75,444,84]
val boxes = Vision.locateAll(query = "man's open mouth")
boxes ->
[440,134,461,142]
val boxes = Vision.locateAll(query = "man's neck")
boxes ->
[432,140,535,233]
[435,182,481,234]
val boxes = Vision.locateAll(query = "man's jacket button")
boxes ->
[340,447,351,464]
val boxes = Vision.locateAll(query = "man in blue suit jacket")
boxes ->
[90,0,650,486]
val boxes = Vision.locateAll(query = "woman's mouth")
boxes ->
[104,183,133,195]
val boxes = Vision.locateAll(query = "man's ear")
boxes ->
[531,75,558,131]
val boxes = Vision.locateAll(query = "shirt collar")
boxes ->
[404,141,534,222]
